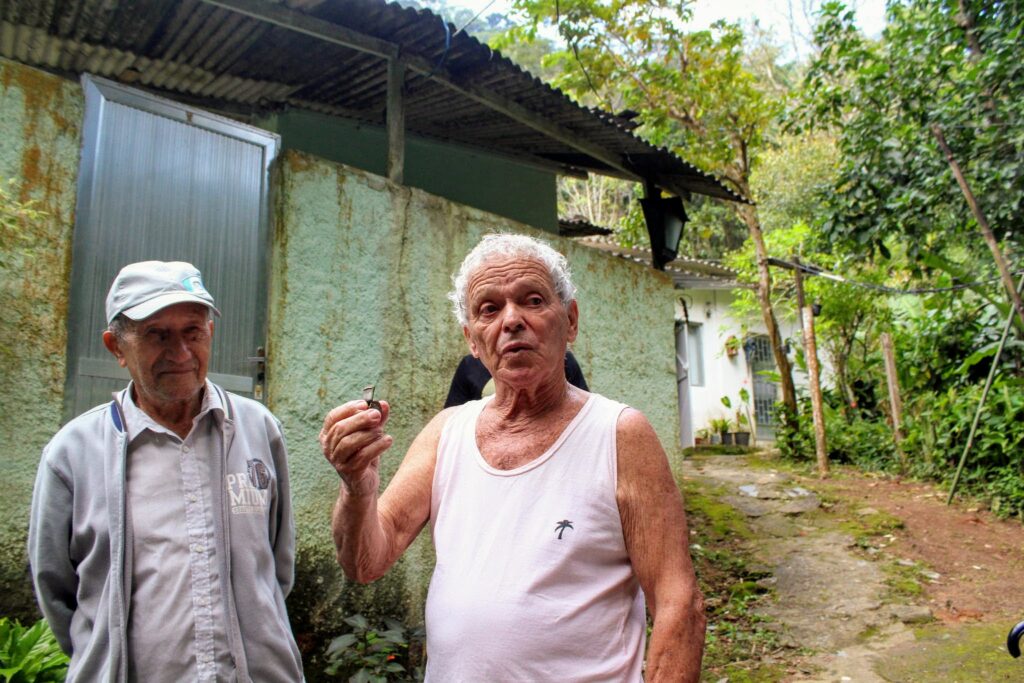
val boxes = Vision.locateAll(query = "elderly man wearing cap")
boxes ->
[29,261,303,682]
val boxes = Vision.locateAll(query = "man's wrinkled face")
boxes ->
[104,302,213,409]
[463,256,578,389]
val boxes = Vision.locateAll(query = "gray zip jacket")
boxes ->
[29,383,304,682]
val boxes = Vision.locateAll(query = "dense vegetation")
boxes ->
[486,0,1024,516]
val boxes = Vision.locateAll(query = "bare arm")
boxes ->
[616,408,705,682]
[320,400,448,583]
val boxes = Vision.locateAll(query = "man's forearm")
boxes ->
[645,595,706,683]
[331,482,394,583]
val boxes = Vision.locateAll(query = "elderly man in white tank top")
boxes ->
[320,234,705,681]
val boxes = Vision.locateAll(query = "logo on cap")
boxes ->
[182,275,207,295]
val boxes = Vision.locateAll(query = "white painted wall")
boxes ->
[675,288,805,445]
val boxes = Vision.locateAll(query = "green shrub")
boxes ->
[324,614,423,682]
[902,378,1024,516]
[827,414,898,470]
[0,618,69,683]
[774,401,814,461]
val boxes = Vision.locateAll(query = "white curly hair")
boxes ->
[448,233,576,326]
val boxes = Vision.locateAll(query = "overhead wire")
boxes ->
[767,257,1024,295]
[453,0,500,37]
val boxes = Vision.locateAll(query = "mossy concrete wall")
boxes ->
[267,150,680,674]
[0,58,83,619]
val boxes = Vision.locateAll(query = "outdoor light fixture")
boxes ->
[641,182,688,270]
[704,302,713,318]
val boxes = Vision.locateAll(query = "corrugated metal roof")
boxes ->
[557,217,613,238]
[575,233,741,289]
[0,0,744,202]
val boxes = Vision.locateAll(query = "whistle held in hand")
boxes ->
[362,385,382,413]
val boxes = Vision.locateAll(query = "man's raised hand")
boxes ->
[319,399,393,496]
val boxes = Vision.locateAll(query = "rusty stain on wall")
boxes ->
[0,57,84,619]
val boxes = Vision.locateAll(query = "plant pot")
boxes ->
[694,437,707,446]
[710,433,722,445]
[721,432,735,445]
[734,432,750,446]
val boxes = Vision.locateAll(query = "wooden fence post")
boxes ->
[794,257,829,478]
[880,332,907,472]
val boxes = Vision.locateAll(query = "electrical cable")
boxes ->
[424,15,452,80]
[767,257,1024,295]
[453,0,499,37]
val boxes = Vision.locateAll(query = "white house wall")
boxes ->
[676,288,807,444]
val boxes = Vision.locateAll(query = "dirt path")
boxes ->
[684,454,1024,682]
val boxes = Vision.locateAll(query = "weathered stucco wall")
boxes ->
[267,150,680,673]
[0,59,83,618]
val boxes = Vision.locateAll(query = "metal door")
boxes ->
[675,321,693,447]
[64,76,279,419]
[746,334,779,436]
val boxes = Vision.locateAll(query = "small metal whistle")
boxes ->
[362,385,382,412]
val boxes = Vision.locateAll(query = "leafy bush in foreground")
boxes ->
[0,618,68,683]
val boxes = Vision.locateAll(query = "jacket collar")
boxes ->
[111,380,226,441]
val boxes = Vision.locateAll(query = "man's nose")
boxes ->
[165,334,193,361]
[501,303,526,331]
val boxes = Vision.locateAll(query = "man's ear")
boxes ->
[463,326,479,357]
[566,299,580,343]
[102,330,128,368]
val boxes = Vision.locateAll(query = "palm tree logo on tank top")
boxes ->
[554,520,574,539]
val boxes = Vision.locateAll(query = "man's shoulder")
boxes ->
[217,387,282,428]
[43,400,122,470]
[584,391,631,416]
[56,400,121,438]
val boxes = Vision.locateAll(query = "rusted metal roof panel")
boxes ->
[0,0,744,202]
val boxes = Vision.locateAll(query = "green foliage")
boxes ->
[893,284,1022,392]
[774,401,814,461]
[507,0,778,168]
[324,614,424,682]
[751,132,840,234]
[721,393,752,432]
[557,175,640,240]
[504,0,784,213]
[827,411,898,471]
[0,618,69,683]
[902,377,1024,517]
[800,0,1024,261]
[708,417,731,437]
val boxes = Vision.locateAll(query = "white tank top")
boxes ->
[424,393,646,682]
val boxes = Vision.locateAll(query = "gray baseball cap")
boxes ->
[105,260,221,325]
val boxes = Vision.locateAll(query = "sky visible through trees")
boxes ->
[453,0,886,58]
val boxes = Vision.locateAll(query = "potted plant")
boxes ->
[694,428,709,446]
[724,335,741,358]
[721,392,755,446]
[708,417,731,445]
[737,387,756,446]
[732,416,751,446]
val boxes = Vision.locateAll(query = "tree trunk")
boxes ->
[737,203,798,413]
[932,124,1024,331]
[835,359,856,418]
[794,258,828,477]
